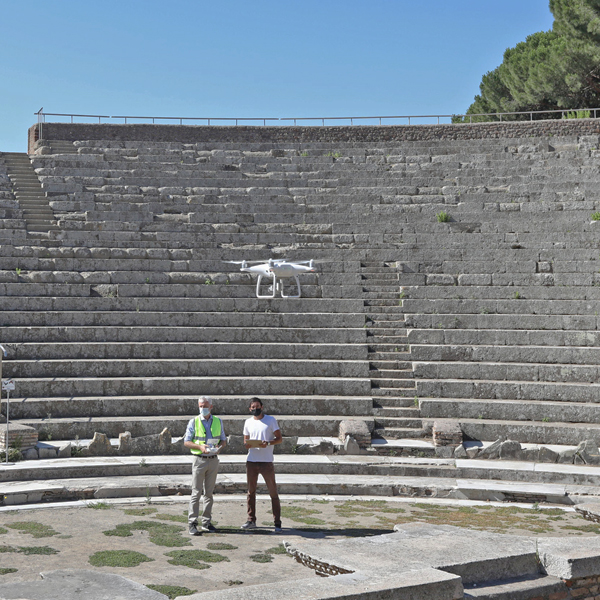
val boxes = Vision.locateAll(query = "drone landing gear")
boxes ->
[256,275,301,299]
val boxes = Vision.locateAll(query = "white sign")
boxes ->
[2,379,15,391]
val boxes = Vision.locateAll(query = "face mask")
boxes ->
[200,407,211,417]
[251,408,262,417]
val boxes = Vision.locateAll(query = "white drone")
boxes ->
[225,259,316,298]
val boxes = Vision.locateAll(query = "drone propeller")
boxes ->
[222,260,269,265]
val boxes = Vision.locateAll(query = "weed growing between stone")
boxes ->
[89,550,153,568]
[5,522,58,538]
[145,585,197,598]
[103,521,190,547]
[0,568,17,575]
[225,580,243,586]
[87,502,112,510]
[165,549,229,569]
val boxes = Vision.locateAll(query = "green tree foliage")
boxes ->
[456,0,600,122]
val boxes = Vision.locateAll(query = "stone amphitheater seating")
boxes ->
[4,120,600,506]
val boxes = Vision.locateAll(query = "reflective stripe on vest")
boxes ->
[190,416,222,455]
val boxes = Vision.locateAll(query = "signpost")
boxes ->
[0,345,10,465]
[2,378,14,465]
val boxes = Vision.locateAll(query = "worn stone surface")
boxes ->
[0,569,167,600]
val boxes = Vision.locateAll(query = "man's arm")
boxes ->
[184,440,208,453]
[259,428,282,448]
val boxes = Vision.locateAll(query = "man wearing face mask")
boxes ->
[241,397,283,532]
[184,396,227,535]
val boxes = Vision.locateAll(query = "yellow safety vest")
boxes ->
[191,416,222,455]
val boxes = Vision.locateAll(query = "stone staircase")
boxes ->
[361,261,423,440]
[3,152,58,234]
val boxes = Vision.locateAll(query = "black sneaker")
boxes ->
[274,522,282,533]
[201,523,217,533]
[188,523,201,536]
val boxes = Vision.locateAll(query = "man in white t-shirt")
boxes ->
[240,397,283,532]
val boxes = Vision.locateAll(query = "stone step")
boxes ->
[369,369,412,379]
[411,343,600,365]
[8,375,371,398]
[4,394,373,419]
[407,328,600,347]
[3,358,369,379]
[16,413,374,440]
[416,378,600,404]
[1,326,364,344]
[5,341,367,361]
[463,575,566,600]
[375,417,423,428]
[371,387,416,398]
[373,427,427,439]
[3,468,587,507]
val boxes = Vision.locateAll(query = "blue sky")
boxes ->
[0,0,554,151]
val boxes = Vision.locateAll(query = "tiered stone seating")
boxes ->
[4,121,600,506]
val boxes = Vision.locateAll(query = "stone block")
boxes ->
[38,446,58,459]
[576,440,600,465]
[22,447,39,460]
[433,420,462,448]
[58,442,71,458]
[539,446,559,463]
[480,439,502,459]
[343,435,361,455]
[338,419,371,448]
[454,445,467,459]
[499,440,523,460]
[88,432,115,456]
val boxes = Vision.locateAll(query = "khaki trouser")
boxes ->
[188,455,219,526]
[246,461,281,525]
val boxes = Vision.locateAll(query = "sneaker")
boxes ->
[240,521,256,530]
[188,523,201,536]
[201,523,217,533]
[274,523,283,533]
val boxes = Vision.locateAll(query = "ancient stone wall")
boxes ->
[28,118,600,152]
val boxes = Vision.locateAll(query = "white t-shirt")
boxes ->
[243,414,280,462]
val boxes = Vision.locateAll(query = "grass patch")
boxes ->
[0,546,16,553]
[266,544,287,555]
[225,580,243,586]
[561,524,600,534]
[250,553,273,563]
[153,513,188,524]
[103,521,190,547]
[206,543,238,551]
[0,568,17,575]
[124,507,158,516]
[279,506,326,525]
[165,549,229,570]
[89,550,153,568]
[146,585,197,599]
[6,522,58,538]
[0,527,7,535]
[18,546,59,555]
[87,502,112,510]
